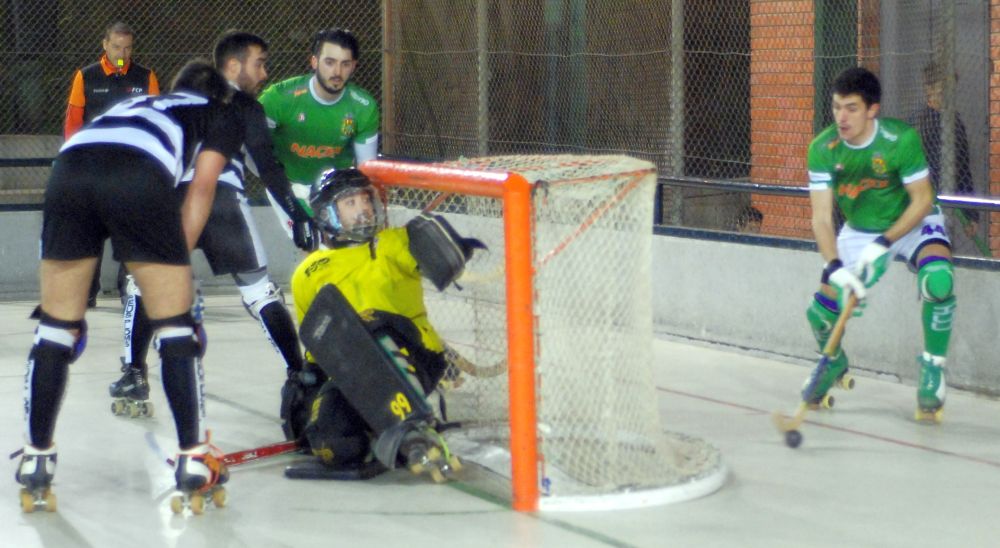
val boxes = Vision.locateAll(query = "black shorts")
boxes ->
[178,183,268,275]
[41,146,188,265]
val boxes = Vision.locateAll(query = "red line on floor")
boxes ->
[659,386,1000,470]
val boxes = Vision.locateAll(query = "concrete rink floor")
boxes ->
[2,294,999,548]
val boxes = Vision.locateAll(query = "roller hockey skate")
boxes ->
[801,350,855,410]
[399,425,461,484]
[915,353,946,423]
[109,360,153,418]
[14,445,57,513]
[170,440,229,515]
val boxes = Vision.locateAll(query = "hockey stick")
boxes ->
[772,293,858,441]
[444,343,506,379]
[222,440,300,466]
[145,432,299,468]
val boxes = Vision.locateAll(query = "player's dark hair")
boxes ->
[832,66,881,107]
[213,30,268,70]
[311,28,359,60]
[104,21,134,40]
[170,59,231,103]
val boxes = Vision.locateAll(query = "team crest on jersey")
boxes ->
[341,114,355,137]
[297,112,306,123]
[871,153,887,176]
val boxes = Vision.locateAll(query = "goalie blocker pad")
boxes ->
[299,285,434,467]
[406,213,485,291]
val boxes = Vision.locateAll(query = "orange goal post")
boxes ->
[361,155,725,512]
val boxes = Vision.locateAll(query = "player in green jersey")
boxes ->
[259,28,380,241]
[803,67,955,422]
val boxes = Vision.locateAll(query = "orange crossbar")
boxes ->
[360,159,540,512]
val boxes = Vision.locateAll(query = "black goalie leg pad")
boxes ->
[299,285,434,469]
[303,381,369,464]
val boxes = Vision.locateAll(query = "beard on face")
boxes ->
[315,68,346,96]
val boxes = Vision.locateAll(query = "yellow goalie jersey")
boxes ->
[291,226,444,354]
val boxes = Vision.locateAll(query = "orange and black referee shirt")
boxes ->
[64,54,160,139]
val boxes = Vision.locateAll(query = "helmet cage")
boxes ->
[310,169,384,243]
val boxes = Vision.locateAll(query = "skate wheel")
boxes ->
[915,408,944,424]
[429,467,446,483]
[409,461,426,476]
[44,490,57,512]
[128,403,140,418]
[20,489,35,513]
[170,495,184,514]
[211,487,227,508]
[447,455,462,473]
[111,400,124,415]
[820,394,834,409]
[839,374,855,390]
[143,402,154,418]
[189,494,205,515]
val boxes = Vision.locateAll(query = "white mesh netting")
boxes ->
[380,154,724,509]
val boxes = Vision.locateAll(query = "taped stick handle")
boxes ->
[821,293,858,358]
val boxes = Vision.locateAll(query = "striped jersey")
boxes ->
[61,91,241,185]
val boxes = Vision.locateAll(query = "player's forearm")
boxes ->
[181,151,225,250]
[884,181,933,243]
[181,185,214,252]
[812,217,839,263]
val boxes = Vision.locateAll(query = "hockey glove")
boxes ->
[824,259,866,317]
[855,235,891,288]
[273,189,316,252]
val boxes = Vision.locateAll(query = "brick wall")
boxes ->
[748,1,814,238]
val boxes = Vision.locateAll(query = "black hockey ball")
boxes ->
[784,430,802,449]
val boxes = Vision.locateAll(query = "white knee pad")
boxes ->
[239,278,283,320]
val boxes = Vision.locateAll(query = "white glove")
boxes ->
[855,236,891,288]
[824,259,866,316]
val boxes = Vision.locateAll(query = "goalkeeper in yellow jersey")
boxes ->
[282,167,483,480]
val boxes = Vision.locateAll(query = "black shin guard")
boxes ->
[25,340,73,448]
[153,315,203,449]
[258,300,304,371]
[25,314,83,448]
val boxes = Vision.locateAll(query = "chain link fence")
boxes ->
[0,0,381,203]
[1,1,995,256]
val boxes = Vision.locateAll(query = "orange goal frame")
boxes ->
[360,159,540,511]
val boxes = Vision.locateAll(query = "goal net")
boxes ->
[362,154,724,512]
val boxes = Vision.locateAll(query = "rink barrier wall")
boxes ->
[1,207,996,395]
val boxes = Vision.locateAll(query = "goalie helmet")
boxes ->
[310,168,385,244]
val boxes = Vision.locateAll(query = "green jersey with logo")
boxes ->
[807,118,930,232]
[259,75,379,188]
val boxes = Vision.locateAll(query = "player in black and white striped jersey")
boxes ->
[112,32,313,432]
[16,60,239,508]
